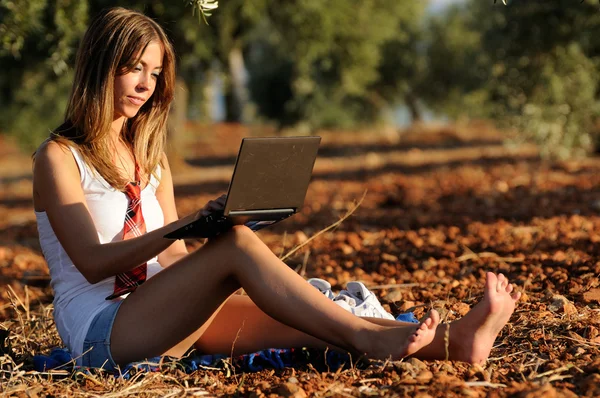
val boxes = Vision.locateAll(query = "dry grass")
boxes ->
[2,124,600,396]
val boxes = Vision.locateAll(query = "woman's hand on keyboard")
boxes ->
[199,194,227,217]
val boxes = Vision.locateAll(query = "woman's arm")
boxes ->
[155,154,189,267]
[34,141,192,284]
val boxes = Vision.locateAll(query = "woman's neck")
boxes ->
[110,116,126,143]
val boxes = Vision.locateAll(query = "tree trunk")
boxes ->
[226,45,249,122]
[405,91,422,124]
[167,77,189,171]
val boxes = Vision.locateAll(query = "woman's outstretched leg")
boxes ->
[109,226,440,365]
[188,272,518,364]
[191,294,440,358]
[413,272,521,364]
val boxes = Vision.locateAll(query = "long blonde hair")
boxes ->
[52,7,176,190]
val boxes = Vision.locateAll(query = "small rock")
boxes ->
[277,383,307,398]
[548,294,577,315]
[381,253,399,262]
[340,244,354,255]
[552,251,566,262]
[454,302,470,316]
[407,357,427,372]
[346,233,362,251]
[0,247,10,262]
[439,363,457,375]
[467,364,490,381]
[287,376,298,384]
[413,270,427,281]
[259,381,271,390]
[583,288,600,304]
[415,370,433,383]
[294,231,308,244]
[494,180,509,193]
[393,361,413,374]
[385,290,403,303]
[399,301,416,312]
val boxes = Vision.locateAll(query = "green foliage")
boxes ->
[6,0,600,159]
[0,68,74,150]
[184,0,219,25]
[422,0,600,158]
[247,0,426,129]
[371,1,427,117]
[0,0,46,58]
[506,44,600,158]
[0,0,88,150]
[1,0,428,147]
[420,7,489,118]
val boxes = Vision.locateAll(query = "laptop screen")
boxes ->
[223,136,321,215]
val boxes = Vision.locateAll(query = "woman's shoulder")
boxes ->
[35,121,84,158]
[32,138,83,210]
[38,137,82,164]
[33,139,80,177]
[35,139,72,161]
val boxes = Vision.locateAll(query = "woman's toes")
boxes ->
[511,291,521,301]
[485,272,497,292]
[497,273,506,291]
[506,283,514,293]
[498,274,508,289]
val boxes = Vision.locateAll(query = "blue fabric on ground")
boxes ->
[33,348,73,371]
[33,312,418,376]
[396,312,420,324]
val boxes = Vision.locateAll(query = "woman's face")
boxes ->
[113,41,163,120]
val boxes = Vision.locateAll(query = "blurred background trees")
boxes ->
[425,0,600,158]
[1,0,600,158]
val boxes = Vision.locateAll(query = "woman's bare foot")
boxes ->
[366,309,440,360]
[402,309,441,358]
[447,272,521,364]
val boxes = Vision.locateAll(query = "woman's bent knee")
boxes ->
[198,225,264,263]
[221,224,258,248]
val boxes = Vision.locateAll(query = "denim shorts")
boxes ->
[81,301,122,372]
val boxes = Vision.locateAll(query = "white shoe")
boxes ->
[308,278,354,312]
[307,278,335,300]
[334,281,395,320]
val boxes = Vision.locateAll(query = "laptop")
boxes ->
[164,136,321,239]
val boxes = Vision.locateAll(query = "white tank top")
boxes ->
[35,144,165,362]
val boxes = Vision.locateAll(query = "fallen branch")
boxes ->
[534,364,575,379]
[280,190,367,262]
[456,251,523,263]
